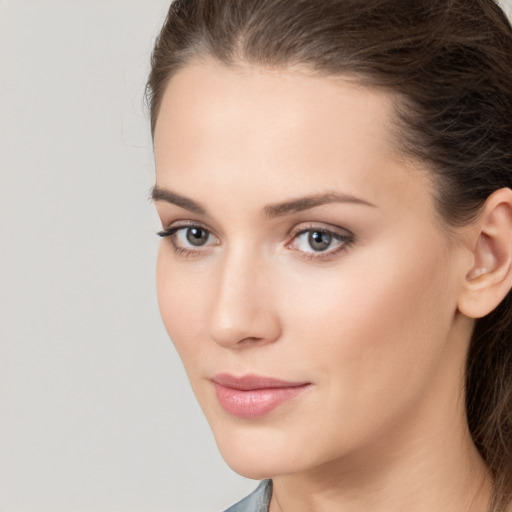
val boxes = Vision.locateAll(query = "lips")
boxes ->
[211,373,310,419]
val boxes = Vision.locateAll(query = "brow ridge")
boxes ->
[151,186,207,215]
[264,192,375,218]
[151,187,374,218]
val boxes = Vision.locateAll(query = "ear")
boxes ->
[458,188,512,319]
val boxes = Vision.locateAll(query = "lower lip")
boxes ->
[213,382,309,419]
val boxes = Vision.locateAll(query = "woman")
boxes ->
[146,1,512,510]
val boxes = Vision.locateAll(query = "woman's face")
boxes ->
[153,61,472,479]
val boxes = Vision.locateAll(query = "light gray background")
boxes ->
[0,1,255,511]
[1,1,511,511]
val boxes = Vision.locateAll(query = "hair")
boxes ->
[146,0,512,509]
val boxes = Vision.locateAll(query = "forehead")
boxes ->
[154,60,398,162]
[153,60,434,218]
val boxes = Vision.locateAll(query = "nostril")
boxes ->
[237,336,265,347]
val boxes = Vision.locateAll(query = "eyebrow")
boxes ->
[264,192,375,218]
[151,186,208,215]
[151,186,374,218]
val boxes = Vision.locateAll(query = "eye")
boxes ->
[288,227,354,257]
[158,224,219,253]
[180,226,210,246]
[304,230,334,252]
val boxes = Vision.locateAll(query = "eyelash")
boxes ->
[157,222,217,258]
[157,223,355,261]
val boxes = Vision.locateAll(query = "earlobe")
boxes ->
[458,188,512,319]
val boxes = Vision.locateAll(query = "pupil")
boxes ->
[186,227,208,246]
[308,231,331,251]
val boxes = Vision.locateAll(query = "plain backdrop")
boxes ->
[1,0,512,511]
[0,1,255,511]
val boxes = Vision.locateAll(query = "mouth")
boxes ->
[211,373,311,419]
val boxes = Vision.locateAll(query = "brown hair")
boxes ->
[146,0,512,509]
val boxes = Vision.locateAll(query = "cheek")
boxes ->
[156,244,209,364]
[278,235,457,421]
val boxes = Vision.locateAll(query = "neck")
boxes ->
[269,318,493,512]
[270,423,491,512]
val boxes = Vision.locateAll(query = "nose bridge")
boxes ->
[207,242,280,348]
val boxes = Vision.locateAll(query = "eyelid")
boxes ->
[157,219,216,237]
[288,221,353,240]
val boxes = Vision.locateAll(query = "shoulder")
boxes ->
[222,480,272,512]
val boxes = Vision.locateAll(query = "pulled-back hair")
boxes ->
[146,1,512,509]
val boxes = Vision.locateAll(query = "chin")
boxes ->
[209,419,321,480]
[224,458,275,481]
[218,443,285,480]
[209,423,276,478]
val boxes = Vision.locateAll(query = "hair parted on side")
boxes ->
[146,1,512,509]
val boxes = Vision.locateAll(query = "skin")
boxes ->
[152,60,503,512]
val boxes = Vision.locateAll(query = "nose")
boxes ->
[207,249,282,348]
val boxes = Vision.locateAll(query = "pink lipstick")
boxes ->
[211,374,310,419]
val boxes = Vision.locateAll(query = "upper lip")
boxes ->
[211,373,310,391]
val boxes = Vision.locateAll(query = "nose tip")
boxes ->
[208,300,282,349]
[207,266,282,349]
